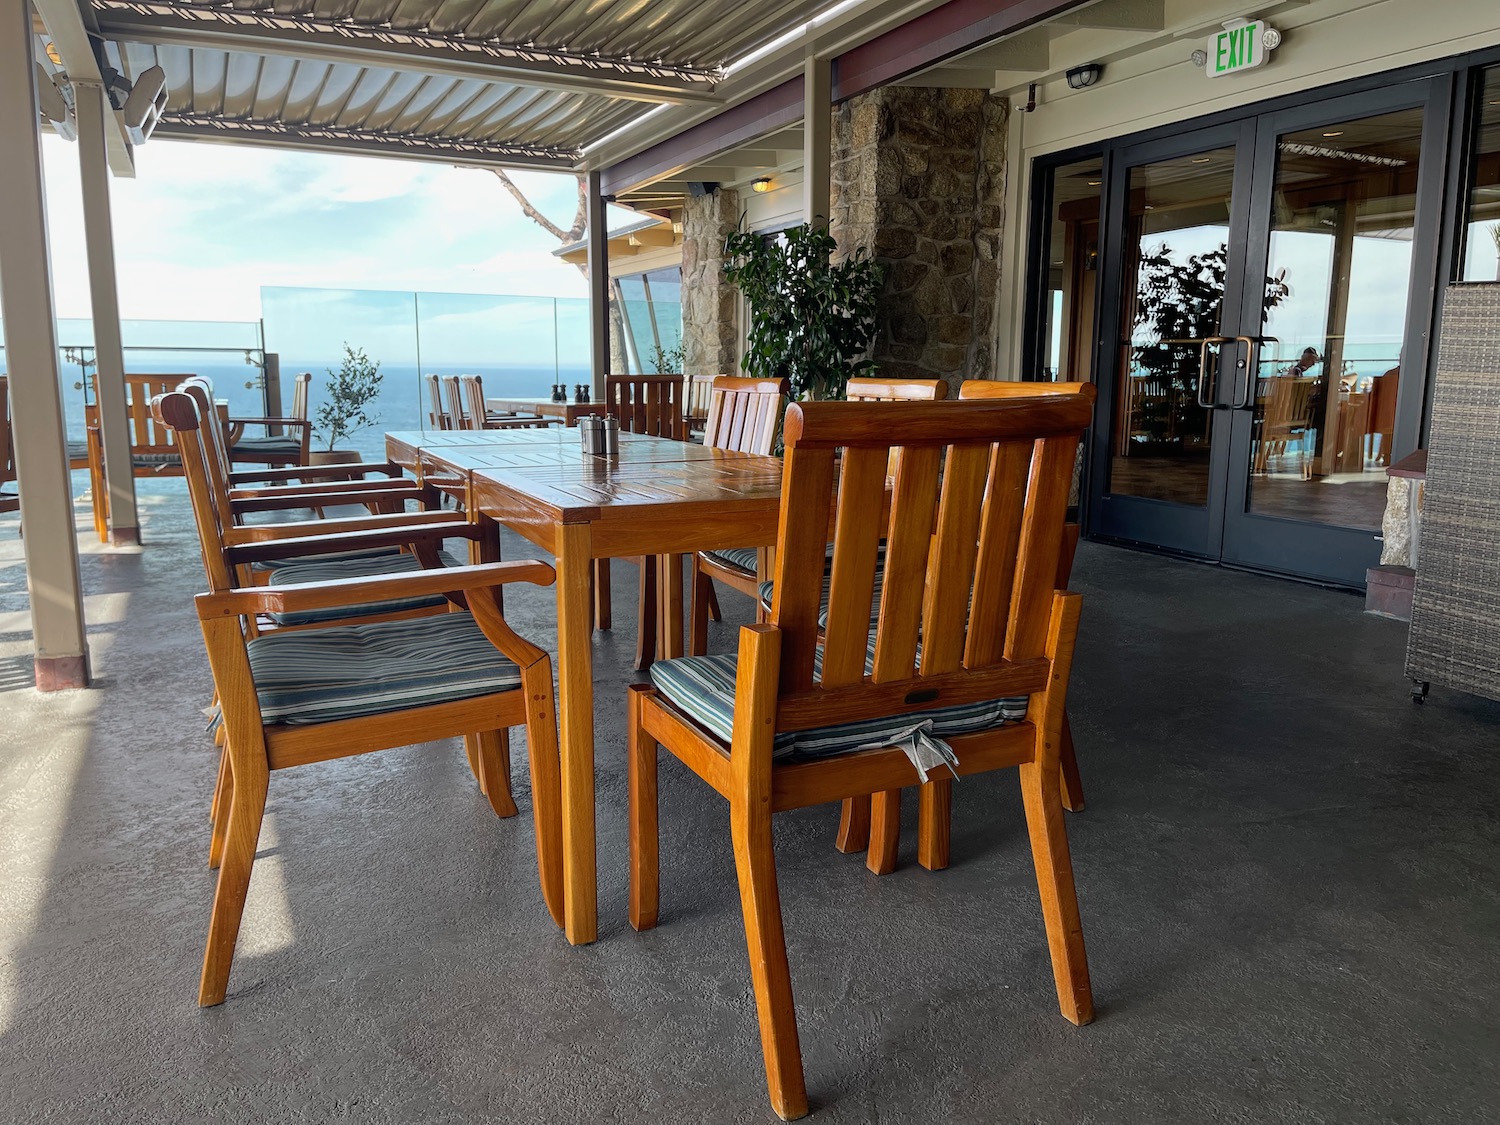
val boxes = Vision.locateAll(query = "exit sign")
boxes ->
[1206,19,1276,77]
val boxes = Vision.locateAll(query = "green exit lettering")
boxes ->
[1211,21,1263,76]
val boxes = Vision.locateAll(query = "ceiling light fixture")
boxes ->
[1191,156,1212,164]
[1322,130,1344,137]
[751,177,772,193]
[1087,179,1102,186]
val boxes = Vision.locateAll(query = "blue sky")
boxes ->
[40,135,590,323]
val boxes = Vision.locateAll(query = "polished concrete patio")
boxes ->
[1,481,1496,1124]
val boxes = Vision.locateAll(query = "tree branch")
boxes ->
[490,169,588,245]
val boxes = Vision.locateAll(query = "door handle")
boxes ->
[1230,335,1278,409]
[1197,336,1232,408]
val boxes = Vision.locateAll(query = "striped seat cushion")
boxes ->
[66,440,89,463]
[649,651,1027,762]
[703,546,761,574]
[133,452,181,469]
[252,546,406,573]
[757,574,886,629]
[231,436,303,458]
[247,611,521,725]
[266,548,462,625]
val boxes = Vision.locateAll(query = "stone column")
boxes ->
[831,86,1009,394]
[680,187,740,377]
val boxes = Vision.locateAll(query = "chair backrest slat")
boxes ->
[442,375,468,431]
[820,447,888,687]
[769,391,1094,733]
[459,374,489,430]
[845,377,948,402]
[152,389,237,593]
[703,377,787,455]
[919,443,990,675]
[605,374,684,439]
[424,373,449,430]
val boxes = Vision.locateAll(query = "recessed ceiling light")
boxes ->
[1322,130,1344,137]
[1087,179,1102,186]
[1190,156,1212,164]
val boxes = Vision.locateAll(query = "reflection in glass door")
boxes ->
[1083,81,1442,586]
[1109,145,1239,510]
[1238,107,1425,531]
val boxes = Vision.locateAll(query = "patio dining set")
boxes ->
[156,370,1098,1121]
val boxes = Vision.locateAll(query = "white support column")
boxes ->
[0,2,91,690]
[586,169,609,399]
[76,82,140,545]
[803,55,832,227]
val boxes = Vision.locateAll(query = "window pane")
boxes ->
[1460,66,1500,282]
[1034,158,1103,381]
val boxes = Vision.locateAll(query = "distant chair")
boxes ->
[595,374,689,667]
[424,374,451,430]
[227,372,312,469]
[1366,369,1398,467]
[458,374,553,431]
[0,376,19,515]
[1255,376,1318,477]
[683,372,718,440]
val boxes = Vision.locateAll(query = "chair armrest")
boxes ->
[229,416,312,429]
[227,462,403,484]
[228,477,420,500]
[224,509,462,545]
[197,560,555,619]
[229,487,425,514]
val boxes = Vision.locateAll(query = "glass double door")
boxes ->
[1090,82,1442,586]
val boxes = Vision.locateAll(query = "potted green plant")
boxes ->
[311,343,383,466]
[723,222,885,401]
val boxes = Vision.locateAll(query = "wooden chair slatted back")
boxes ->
[770,392,1094,728]
[685,372,718,423]
[424,374,449,430]
[458,375,491,430]
[289,372,311,424]
[1264,376,1318,434]
[442,375,469,431]
[152,390,239,594]
[845,377,949,402]
[605,374,684,439]
[703,377,788,455]
[122,375,183,458]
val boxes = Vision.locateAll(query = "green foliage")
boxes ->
[1131,243,1289,444]
[647,341,685,374]
[314,343,383,452]
[722,222,885,401]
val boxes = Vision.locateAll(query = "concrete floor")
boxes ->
[1,481,1497,1124]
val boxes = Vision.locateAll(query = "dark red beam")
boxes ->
[833,0,1091,100]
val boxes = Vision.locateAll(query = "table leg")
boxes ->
[555,523,598,945]
[656,553,685,661]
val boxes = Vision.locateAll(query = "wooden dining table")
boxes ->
[386,427,784,945]
[485,397,600,426]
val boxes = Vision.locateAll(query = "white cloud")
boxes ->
[39,135,590,324]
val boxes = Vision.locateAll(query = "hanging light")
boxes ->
[751,177,773,193]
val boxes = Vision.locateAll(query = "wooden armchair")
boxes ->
[425,373,452,430]
[686,377,789,653]
[156,389,563,1007]
[628,391,1097,1118]
[458,374,553,430]
[226,371,313,468]
[684,372,718,439]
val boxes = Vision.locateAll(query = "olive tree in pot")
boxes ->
[310,343,383,466]
[722,222,885,402]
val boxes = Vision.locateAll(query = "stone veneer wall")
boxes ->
[830,86,1008,394]
[680,186,741,377]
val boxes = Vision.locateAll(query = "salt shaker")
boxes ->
[602,415,620,455]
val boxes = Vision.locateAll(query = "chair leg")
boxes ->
[634,558,657,671]
[594,559,613,631]
[706,582,722,622]
[689,563,713,657]
[917,779,951,871]
[1058,713,1085,813]
[515,659,564,930]
[1019,758,1094,1026]
[472,729,519,818]
[730,793,809,1121]
[199,753,269,1007]
[627,685,659,931]
[834,795,870,853]
[208,751,232,870]
[866,789,901,876]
